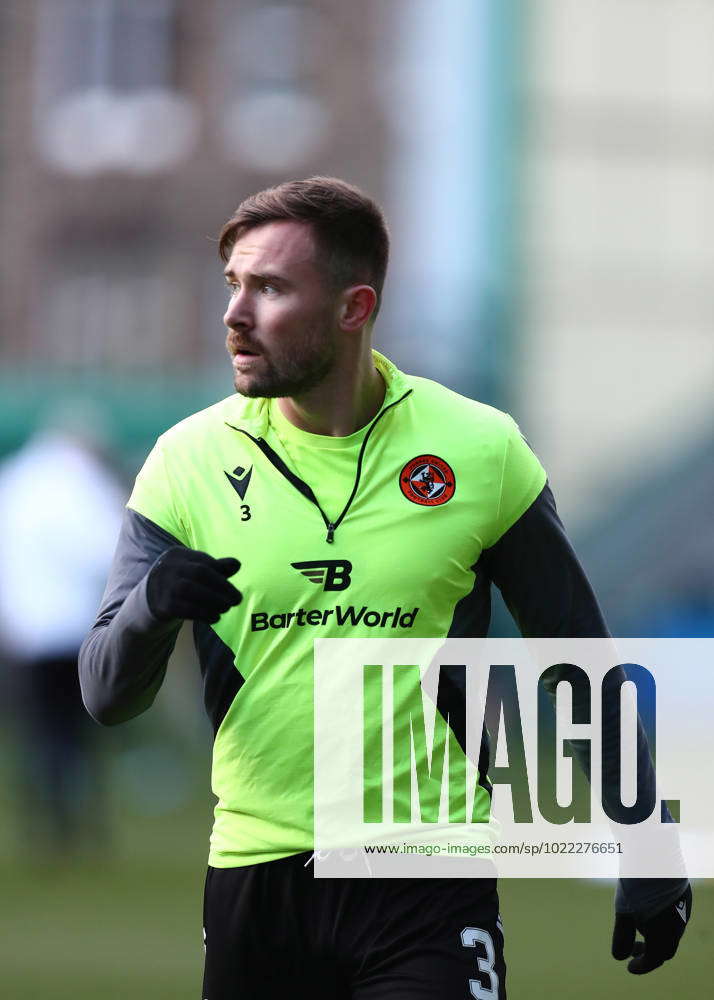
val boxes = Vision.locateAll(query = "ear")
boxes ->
[338,285,378,331]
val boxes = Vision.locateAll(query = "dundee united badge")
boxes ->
[399,455,456,507]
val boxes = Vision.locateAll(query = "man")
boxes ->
[80,177,691,998]
[0,404,123,852]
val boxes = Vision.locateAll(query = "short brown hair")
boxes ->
[218,176,389,314]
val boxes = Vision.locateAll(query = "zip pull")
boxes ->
[325,522,336,544]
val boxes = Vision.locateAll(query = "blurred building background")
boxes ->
[0,2,712,994]
[1,0,516,447]
[522,0,714,634]
[1,0,712,638]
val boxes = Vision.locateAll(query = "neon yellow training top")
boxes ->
[127,352,546,867]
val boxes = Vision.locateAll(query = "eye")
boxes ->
[225,280,239,297]
[260,282,278,295]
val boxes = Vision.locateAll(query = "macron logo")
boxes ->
[676,900,688,924]
[225,465,253,500]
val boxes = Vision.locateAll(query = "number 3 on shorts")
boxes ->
[460,927,499,999]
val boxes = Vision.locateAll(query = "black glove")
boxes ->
[146,546,242,625]
[612,883,692,974]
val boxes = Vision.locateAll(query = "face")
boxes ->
[223,220,339,399]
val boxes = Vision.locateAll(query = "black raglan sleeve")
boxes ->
[78,508,184,726]
[481,482,687,918]
[480,480,608,639]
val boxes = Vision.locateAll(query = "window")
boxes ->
[34,0,197,174]
[30,238,192,370]
[215,0,329,171]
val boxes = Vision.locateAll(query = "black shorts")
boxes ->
[202,851,506,999]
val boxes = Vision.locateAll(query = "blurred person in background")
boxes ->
[79,177,691,998]
[0,400,125,854]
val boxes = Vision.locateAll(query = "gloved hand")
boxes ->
[146,546,242,625]
[612,883,692,974]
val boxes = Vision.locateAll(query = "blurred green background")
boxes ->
[1,768,711,998]
[1,1,712,996]
[0,665,710,996]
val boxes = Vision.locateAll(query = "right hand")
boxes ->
[146,547,242,625]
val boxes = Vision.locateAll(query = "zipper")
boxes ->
[326,390,412,541]
[226,389,412,543]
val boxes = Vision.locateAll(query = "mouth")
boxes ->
[232,348,263,371]
[229,339,263,360]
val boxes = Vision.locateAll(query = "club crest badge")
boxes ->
[399,455,456,507]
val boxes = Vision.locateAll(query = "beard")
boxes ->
[231,320,338,399]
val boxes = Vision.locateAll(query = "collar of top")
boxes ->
[223,350,411,438]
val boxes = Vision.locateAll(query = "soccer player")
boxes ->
[79,177,691,998]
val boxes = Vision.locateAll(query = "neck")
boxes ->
[277,343,385,436]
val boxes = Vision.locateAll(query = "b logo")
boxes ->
[292,560,353,592]
[399,455,456,506]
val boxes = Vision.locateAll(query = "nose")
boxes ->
[223,287,254,331]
